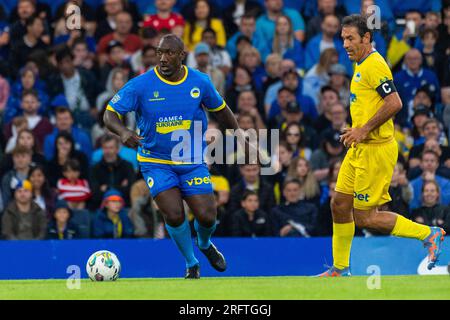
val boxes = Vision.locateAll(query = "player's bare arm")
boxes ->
[103,110,143,149]
[340,92,402,148]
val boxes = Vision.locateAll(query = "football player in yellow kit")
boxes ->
[318,14,445,277]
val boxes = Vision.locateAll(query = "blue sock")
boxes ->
[194,219,216,250]
[165,219,199,268]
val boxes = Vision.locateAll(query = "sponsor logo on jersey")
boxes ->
[190,87,200,98]
[111,94,121,104]
[149,91,166,101]
[155,115,192,134]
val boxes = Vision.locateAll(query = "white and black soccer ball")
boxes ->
[86,250,121,281]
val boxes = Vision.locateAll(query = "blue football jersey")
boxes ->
[107,66,225,165]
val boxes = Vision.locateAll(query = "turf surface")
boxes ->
[1,275,450,299]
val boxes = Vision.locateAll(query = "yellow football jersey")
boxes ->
[350,50,394,143]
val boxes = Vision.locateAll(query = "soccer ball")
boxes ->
[86,250,121,281]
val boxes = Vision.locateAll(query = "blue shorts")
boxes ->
[139,162,213,198]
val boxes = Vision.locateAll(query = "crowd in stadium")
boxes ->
[0,0,449,240]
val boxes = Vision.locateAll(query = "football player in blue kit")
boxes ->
[104,34,253,279]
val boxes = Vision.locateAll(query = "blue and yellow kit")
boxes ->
[107,65,225,197]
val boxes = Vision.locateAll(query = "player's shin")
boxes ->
[390,214,431,240]
[194,219,216,250]
[165,219,199,268]
[332,222,355,270]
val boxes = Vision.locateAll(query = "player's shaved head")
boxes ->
[159,34,184,52]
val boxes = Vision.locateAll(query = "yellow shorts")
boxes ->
[335,138,398,210]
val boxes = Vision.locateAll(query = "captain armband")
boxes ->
[376,80,397,98]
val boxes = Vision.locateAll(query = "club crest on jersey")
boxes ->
[190,87,200,98]
[147,177,154,188]
[354,72,362,82]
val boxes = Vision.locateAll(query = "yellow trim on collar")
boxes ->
[154,65,189,85]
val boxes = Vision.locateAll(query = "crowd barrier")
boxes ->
[0,236,448,279]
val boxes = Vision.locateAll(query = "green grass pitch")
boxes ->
[1,275,450,299]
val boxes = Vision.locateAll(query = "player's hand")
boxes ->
[339,127,369,148]
[120,129,143,149]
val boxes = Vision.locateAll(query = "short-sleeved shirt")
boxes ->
[350,50,394,143]
[107,66,225,164]
[142,12,185,31]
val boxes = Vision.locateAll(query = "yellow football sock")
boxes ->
[390,214,431,240]
[332,222,355,270]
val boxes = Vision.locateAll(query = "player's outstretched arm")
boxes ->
[103,110,143,149]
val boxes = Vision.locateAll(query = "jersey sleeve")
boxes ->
[106,81,139,118]
[366,57,397,98]
[201,75,226,112]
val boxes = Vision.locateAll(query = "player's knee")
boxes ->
[331,196,352,215]
[353,213,373,229]
[164,212,186,227]
[195,206,217,228]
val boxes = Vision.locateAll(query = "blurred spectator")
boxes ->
[271,179,318,237]
[225,65,259,112]
[92,189,134,239]
[255,0,305,44]
[409,118,450,168]
[270,15,304,69]
[238,46,265,91]
[304,14,351,74]
[0,73,10,113]
[190,42,225,96]
[43,106,93,161]
[314,86,340,133]
[318,102,348,142]
[1,145,32,207]
[306,0,346,41]
[358,0,387,57]
[442,87,450,135]
[183,0,226,51]
[262,53,282,93]
[47,131,89,187]
[4,116,27,153]
[9,15,47,78]
[71,37,96,72]
[328,64,350,107]
[142,0,185,36]
[1,128,46,176]
[4,90,53,152]
[223,0,263,38]
[420,28,447,82]
[97,11,142,67]
[49,47,99,130]
[394,49,440,125]
[199,28,232,75]
[57,159,92,210]
[228,163,275,214]
[236,90,265,129]
[269,141,293,203]
[286,156,321,207]
[226,13,269,61]
[411,86,436,120]
[27,163,55,218]
[409,105,433,146]
[385,162,413,217]
[411,180,450,233]
[9,0,49,46]
[230,190,273,237]
[53,0,96,38]
[94,0,126,41]
[410,150,450,210]
[2,179,47,240]
[281,122,312,159]
[131,44,158,75]
[47,200,79,240]
[310,129,346,184]
[90,134,136,209]
[302,48,338,106]
[4,66,50,123]
[266,69,317,123]
[96,67,128,112]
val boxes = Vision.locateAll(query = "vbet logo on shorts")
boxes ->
[354,192,370,202]
[186,176,211,186]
